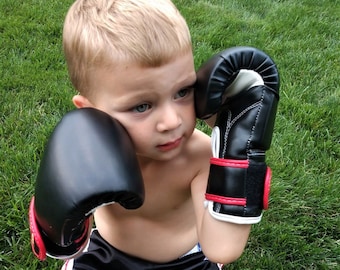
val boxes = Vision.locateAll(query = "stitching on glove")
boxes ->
[222,100,262,157]
[247,89,265,157]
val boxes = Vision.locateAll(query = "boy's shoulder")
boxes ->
[189,128,211,156]
[184,128,212,171]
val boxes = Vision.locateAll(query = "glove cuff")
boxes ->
[29,197,91,260]
[205,200,262,224]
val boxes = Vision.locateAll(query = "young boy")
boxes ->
[60,0,250,268]
[30,0,280,268]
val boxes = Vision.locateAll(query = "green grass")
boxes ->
[1,0,339,269]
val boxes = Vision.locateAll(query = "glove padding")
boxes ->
[195,46,279,224]
[29,108,144,260]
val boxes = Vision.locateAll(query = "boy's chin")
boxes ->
[137,149,182,163]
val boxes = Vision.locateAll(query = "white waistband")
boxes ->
[180,243,202,258]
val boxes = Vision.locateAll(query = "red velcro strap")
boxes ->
[263,167,272,210]
[210,158,249,168]
[205,193,246,206]
[29,197,47,261]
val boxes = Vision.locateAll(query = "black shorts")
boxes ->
[62,230,221,270]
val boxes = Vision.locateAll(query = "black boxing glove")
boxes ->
[29,108,144,260]
[195,47,279,224]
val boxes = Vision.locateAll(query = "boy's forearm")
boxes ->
[199,211,251,264]
[191,177,251,265]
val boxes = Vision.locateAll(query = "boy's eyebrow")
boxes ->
[114,73,197,108]
[114,91,157,108]
[181,82,195,89]
[181,73,197,88]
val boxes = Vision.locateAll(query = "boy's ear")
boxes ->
[72,95,93,109]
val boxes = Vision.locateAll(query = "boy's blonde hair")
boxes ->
[63,0,192,97]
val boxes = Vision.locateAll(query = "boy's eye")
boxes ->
[133,103,151,113]
[175,87,192,99]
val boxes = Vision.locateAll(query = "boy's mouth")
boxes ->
[157,137,182,152]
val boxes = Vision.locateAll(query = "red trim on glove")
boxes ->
[263,167,271,210]
[29,197,47,261]
[205,193,246,206]
[210,158,249,168]
[74,218,90,244]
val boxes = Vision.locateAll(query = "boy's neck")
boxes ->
[137,155,171,170]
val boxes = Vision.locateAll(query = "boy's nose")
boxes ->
[156,104,182,132]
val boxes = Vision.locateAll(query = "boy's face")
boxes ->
[76,52,197,162]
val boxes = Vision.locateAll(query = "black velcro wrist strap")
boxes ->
[206,158,248,205]
[205,158,271,218]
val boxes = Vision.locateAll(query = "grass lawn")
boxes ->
[0,0,339,269]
